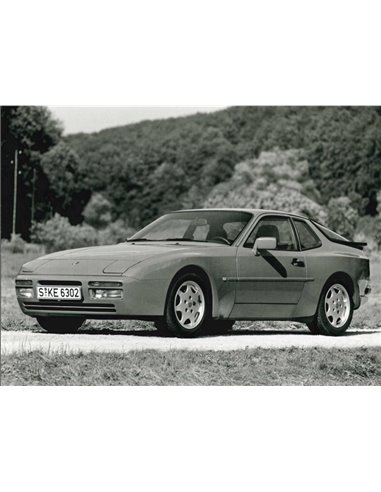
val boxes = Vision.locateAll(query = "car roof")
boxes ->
[173,208,310,220]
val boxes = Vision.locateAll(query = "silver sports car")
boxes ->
[16,209,371,337]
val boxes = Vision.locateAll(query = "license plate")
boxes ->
[37,286,82,300]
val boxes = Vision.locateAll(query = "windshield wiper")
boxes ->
[162,238,198,242]
[126,238,153,242]
[126,237,206,243]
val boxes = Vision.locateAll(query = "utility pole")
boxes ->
[31,167,36,228]
[12,149,19,238]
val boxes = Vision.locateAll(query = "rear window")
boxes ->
[311,221,349,242]
[293,219,322,250]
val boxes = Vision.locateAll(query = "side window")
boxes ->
[293,220,322,250]
[244,217,297,251]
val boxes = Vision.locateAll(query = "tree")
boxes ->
[307,107,381,215]
[65,106,381,227]
[204,149,328,223]
[40,142,90,225]
[327,197,359,238]
[31,214,97,253]
[83,193,112,229]
[377,190,381,215]
[1,106,63,239]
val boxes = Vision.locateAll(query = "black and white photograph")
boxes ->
[1,2,380,491]
[2,105,380,385]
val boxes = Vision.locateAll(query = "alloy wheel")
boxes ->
[324,283,350,328]
[174,280,205,330]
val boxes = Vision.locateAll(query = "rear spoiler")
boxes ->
[335,240,367,251]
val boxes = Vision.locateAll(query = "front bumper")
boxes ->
[359,279,371,297]
[15,274,169,319]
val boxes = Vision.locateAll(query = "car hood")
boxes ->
[20,242,216,275]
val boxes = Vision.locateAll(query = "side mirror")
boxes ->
[253,237,277,255]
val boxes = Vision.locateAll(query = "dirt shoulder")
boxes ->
[1,327,380,355]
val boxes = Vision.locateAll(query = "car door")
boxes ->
[232,215,307,319]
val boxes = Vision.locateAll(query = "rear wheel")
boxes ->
[37,316,84,334]
[164,272,211,337]
[310,281,353,336]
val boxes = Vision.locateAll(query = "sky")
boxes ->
[49,106,224,135]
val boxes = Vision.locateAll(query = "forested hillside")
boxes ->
[66,106,381,227]
[204,149,328,222]
[2,106,381,240]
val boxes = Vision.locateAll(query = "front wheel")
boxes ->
[164,272,211,337]
[209,320,234,335]
[37,316,85,334]
[306,320,320,335]
[312,281,353,336]
[154,320,172,336]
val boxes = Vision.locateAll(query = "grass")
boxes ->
[1,250,45,278]
[1,251,44,331]
[1,347,380,385]
[351,252,381,329]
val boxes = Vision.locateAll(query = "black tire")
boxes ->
[154,319,172,337]
[208,320,234,335]
[306,320,321,335]
[164,271,212,337]
[37,316,84,334]
[313,280,353,336]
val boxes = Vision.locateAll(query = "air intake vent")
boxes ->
[38,280,82,286]
[15,280,33,286]
[23,301,116,313]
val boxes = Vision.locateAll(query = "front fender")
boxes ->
[124,248,237,319]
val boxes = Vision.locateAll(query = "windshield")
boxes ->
[128,210,253,245]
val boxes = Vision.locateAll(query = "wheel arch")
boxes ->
[164,265,218,317]
[319,271,359,309]
[324,271,355,294]
[313,271,356,335]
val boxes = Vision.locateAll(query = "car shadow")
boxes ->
[70,326,380,338]
[218,329,380,338]
[337,329,381,337]
[78,327,160,337]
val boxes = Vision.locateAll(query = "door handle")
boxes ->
[291,258,305,267]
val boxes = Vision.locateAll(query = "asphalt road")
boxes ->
[1,327,380,354]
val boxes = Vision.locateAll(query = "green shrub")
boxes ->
[31,214,98,253]
[97,220,136,245]
[31,214,136,252]
[377,191,381,216]
[1,234,27,253]
[356,215,381,247]
[327,197,359,239]
[83,193,112,229]
[357,216,381,249]
[204,149,328,223]
[375,219,381,247]
[73,223,99,248]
